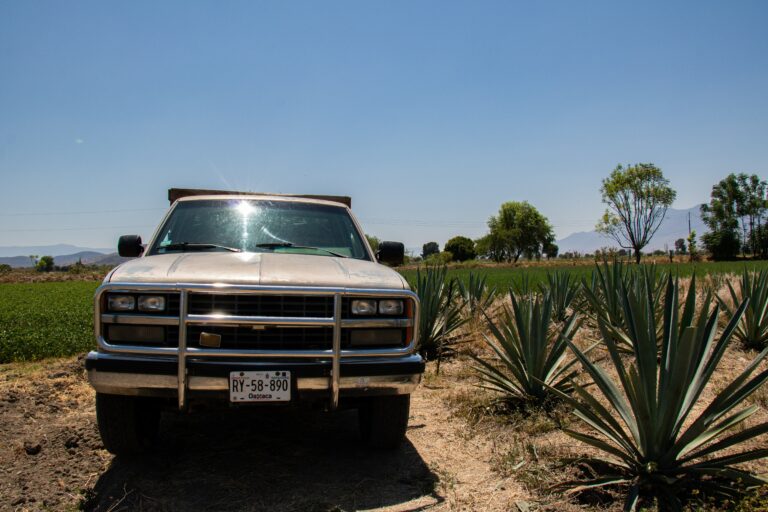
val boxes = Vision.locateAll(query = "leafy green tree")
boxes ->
[480,201,555,263]
[543,241,558,259]
[701,173,768,258]
[421,242,439,259]
[596,163,677,264]
[702,228,739,261]
[687,230,699,261]
[674,238,686,255]
[0,263,11,274]
[36,255,54,272]
[444,236,476,262]
[736,173,767,255]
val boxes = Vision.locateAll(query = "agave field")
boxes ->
[407,262,768,511]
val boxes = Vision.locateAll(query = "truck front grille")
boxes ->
[101,291,413,351]
[188,294,334,318]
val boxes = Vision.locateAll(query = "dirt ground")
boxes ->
[0,355,545,512]
[2,342,766,512]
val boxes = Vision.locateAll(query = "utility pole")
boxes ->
[688,212,691,235]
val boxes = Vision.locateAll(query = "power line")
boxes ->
[0,225,156,233]
[0,207,166,217]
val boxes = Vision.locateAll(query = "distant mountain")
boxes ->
[0,244,111,258]
[0,256,37,268]
[0,251,132,268]
[54,251,111,266]
[557,206,708,254]
[91,253,133,267]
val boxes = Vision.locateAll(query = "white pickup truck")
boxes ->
[86,189,423,454]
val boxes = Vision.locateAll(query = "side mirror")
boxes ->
[377,241,404,266]
[118,235,144,257]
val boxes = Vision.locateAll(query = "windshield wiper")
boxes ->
[255,242,348,258]
[160,242,241,253]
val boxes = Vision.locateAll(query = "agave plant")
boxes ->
[582,260,666,352]
[718,269,768,350]
[411,265,468,361]
[540,270,581,323]
[472,292,582,406]
[554,275,768,510]
[457,271,497,321]
[510,273,537,299]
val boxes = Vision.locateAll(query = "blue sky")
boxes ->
[1,1,767,252]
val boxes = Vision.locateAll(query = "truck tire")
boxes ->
[96,393,161,456]
[358,394,410,449]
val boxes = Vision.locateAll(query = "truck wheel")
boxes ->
[96,393,161,456]
[359,394,410,449]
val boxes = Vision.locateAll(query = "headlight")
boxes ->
[138,295,166,312]
[107,295,135,311]
[378,299,403,315]
[351,299,377,315]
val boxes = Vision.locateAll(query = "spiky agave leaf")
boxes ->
[472,292,582,405]
[718,269,768,350]
[411,265,468,360]
[457,271,497,321]
[540,269,582,323]
[582,260,666,353]
[553,275,768,511]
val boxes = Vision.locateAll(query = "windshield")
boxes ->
[148,199,370,260]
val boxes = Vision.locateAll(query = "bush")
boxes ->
[0,264,11,274]
[424,251,453,265]
[444,236,476,262]
[422,242,439,259]
[702,229,740,261]
[35,255,54,272]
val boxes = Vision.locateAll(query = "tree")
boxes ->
[701,229,739,261]
[480,201,555,263]
[683,229,699,261]
[543,242,558,259]
[701,173,768,258]
[674,238,687,255]
[596,163,676,264]
[421,242,439,259]
[365,235,380,253]
[36,255,54,272]
[444,236,476,262]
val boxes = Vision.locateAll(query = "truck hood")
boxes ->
[107,252,409,289]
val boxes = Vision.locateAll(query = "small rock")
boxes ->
[24,442,42,455]
[48,371,68,379]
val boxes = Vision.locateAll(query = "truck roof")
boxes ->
[168,188,352,208]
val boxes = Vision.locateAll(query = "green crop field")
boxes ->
[3,260,768,363]
[0,281,99,363]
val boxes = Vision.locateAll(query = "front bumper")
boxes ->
[86,351,424,400]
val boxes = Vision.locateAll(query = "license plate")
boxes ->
[229,371,291,402]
